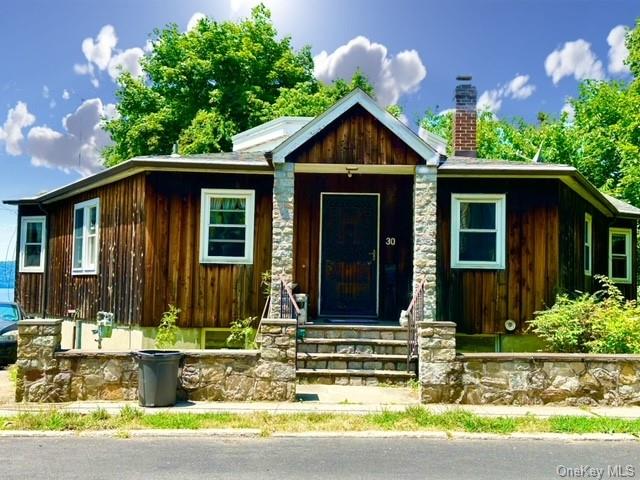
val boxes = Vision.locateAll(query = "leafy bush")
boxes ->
[528,276,640,354]
[226,317,258,349]
[155,305,180,349]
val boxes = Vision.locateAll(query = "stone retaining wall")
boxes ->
[418,321,640,406]
[16,318,296,403]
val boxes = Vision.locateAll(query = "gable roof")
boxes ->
[270,89,440,166]
[439,156,640,219]
[3,153,270,205]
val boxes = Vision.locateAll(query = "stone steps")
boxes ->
[297,338,407,355]
[295,324,413,385]
[296,352,407,371]
[297,368,416,386]
[301,324,408,341]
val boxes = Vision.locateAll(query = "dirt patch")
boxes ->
[0,367,15,404]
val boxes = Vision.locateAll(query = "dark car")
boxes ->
[0,302,25,366]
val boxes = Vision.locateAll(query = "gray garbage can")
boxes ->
[134,350,183,407]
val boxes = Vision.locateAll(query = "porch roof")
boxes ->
[439,156,640,219]
[3,152,271,205]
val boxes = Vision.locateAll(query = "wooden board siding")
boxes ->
[293,173,413,320]
[287,105,423,166]
[437,178,560,334]
[15,205,45,314]
[558,184,637,299]
[142,172,273,328]
[15,174,147,323]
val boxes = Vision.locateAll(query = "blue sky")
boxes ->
[0,0,637,260]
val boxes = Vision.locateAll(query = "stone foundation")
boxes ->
[418,321,640,406]
[16,318,296,403]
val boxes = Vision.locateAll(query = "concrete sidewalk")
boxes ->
[0,384,639,419]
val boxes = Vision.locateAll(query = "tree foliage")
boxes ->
[104,5,374,165]
[421,18,640,207]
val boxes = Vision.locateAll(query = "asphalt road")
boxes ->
[3,437,639,480]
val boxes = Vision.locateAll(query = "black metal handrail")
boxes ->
[405,278,427,372]
[279,274,301,321]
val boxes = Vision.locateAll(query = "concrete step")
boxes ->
[297,338,408,355]
[300,324,407,341]
[297,368,416,386]
[296,352,408,371]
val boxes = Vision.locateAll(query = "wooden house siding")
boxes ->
[16,174,146,323]
[437,178,560,334]
[287,105,423,166]
[293,173,414,320]
[558,183,637,299]
[15,205,45,314]
[141,172,273,328]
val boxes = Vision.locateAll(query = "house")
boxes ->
[6,78,640,383]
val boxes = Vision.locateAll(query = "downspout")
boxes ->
[37,203,49,318]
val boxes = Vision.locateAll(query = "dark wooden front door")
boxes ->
[320,194,379,317]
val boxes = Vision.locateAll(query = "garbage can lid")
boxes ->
[134,350,183,359]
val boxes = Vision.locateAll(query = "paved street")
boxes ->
[3,437,639,480]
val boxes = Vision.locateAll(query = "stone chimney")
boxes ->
[453,75,477,158]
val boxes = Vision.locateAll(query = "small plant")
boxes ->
[261,270,272,297]
[226,316,258,349]
[529,275,640,354]
[155,305,180,349]
[7,365,17,386]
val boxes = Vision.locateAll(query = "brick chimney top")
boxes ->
[453,76,477,157]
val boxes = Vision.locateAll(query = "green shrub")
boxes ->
[528,275,640,354]
[155,305,180,349]
[226,317,258,349]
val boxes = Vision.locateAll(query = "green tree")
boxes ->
[104,6,375,165]
[104,5,313,165]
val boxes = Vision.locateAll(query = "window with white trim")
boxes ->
[451,193,506,269]
[200,189,255,264]
[584,213,592,276]
[609,228,632,284]
[19,216,46,273]
[72,198,100,275]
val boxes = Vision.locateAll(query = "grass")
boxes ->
[0,407,639,437]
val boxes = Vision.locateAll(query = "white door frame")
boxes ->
[318,192,381,318]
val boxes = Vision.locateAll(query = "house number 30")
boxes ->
[385,237,396,246]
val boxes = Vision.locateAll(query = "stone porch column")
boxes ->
[418,320,458,403]
[412,165,438,321]
[269,162,295,318]
[15,318,62,402]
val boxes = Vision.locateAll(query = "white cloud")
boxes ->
[107,47,145,80]
[0,101,36,156]
[73,63,92,75]
[544,39,605,84]
[314,36,426,106]
[187,12,206,31]
[607,25,630,75]
[82,25,118,70]
[42,85,50,99]
[477,89,502,113]
[26,98,114,176]
[74,25,145,85]
[49,99,56,109]
[62,89,71,100]
[477,74,536,113]
[504,74,536,100]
